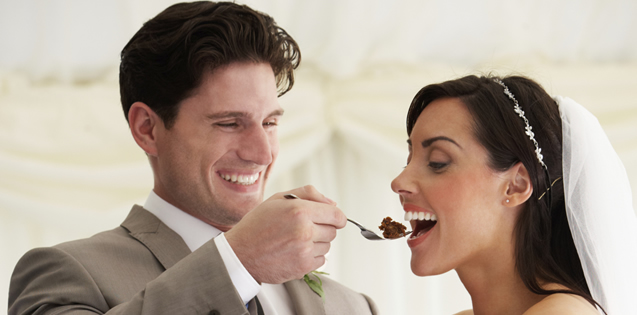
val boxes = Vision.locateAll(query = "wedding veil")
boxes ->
[557,96,637,314]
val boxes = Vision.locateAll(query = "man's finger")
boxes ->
[311,242,331,258]
[284,185,336,205]
[307,204,347,228]
[312,224,338,243]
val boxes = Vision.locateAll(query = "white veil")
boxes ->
[557,96,637,314]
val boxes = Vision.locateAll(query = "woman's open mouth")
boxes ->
[404,211,437,239]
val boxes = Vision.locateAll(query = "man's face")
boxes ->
[152,62,282,231]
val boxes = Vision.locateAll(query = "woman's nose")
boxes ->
[391,168,413,196]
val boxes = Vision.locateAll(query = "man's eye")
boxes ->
[263,121,278,127]
[216,122,238,127]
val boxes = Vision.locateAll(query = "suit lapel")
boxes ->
[120,205,192,270]
[284,279,326,315]
[121,206,330,315]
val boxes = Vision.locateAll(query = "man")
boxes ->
[8,2,377,314]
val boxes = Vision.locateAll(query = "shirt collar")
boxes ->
[143,190,221,252]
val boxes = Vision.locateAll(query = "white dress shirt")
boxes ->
[144,191,295,315]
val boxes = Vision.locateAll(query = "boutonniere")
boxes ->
[303,270,328,301]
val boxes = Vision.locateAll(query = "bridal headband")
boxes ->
[492,78,561,201]
[492,78,547,170]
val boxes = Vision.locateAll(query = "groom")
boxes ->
[8,2,377,314]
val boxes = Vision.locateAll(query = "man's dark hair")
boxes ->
[119,1,300,128]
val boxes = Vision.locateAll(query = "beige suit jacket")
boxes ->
[9,205,378,315]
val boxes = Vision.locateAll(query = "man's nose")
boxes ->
[237,126,274,165]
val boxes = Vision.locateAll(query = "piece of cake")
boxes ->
[379,216,407,239]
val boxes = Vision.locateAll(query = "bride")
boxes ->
[391,75,637,314]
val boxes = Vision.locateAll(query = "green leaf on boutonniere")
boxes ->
[303,270,328,302]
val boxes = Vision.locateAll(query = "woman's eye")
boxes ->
[428,161,448,171]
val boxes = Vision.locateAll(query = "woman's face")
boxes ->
[391,97,517,276]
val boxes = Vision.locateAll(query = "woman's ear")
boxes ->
[128,102,160,156]
[503,162,533,207]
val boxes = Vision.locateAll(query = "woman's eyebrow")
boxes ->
[407,136,462,149]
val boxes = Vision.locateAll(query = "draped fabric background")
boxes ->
[1,0,636,314]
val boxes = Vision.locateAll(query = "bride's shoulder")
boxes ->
[524,293,599,315]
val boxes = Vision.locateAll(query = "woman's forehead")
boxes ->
[412,98,473,139]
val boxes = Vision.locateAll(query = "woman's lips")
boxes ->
[403,208,438,247]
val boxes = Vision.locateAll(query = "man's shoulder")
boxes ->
[14,224,164,296]
[53,225,136,253]
[16,226,127,268]
[15,225,146,271]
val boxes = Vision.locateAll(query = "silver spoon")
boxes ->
[282,194,411,241]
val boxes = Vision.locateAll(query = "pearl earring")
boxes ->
[506,199,510,203]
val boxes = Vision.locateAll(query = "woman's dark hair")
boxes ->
[406,75,604,312]
[119,1,300,128]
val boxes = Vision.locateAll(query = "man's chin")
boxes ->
[237,189,263,205]
[225,195,262,217]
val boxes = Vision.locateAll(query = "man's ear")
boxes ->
[503,162,533,207]
[128,102,160,156]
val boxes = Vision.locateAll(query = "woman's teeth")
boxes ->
[404,211,437,222]
[220,173,259,185]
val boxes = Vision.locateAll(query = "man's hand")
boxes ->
[224,185,346,284]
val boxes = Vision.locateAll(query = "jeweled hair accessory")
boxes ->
[493,78,547,170]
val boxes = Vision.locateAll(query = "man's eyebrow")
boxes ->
[268,109,285,117]
[206,111,246,120]
[206,108,285,120]
[406,136,462,149]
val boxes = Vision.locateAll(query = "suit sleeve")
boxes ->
[9,241,250,315]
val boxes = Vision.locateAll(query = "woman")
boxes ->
[391,75,637,314]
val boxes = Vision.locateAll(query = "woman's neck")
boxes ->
[456,250,544,315]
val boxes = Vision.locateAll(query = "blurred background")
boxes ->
[1,0,636,314]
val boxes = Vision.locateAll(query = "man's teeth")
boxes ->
[404,211,437,222]
[220,173,259,185]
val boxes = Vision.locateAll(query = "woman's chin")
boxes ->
[410,258,449,277]
[410,259,432,277]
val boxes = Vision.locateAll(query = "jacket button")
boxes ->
[208,311,220,315]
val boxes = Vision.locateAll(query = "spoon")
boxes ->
[282,194,412,240]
